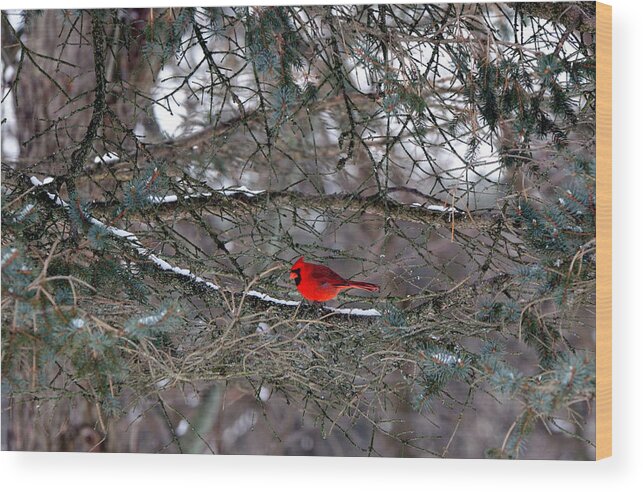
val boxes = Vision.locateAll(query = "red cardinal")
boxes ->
[289,257,380,302]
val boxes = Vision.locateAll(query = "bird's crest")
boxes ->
[291,256,305,270]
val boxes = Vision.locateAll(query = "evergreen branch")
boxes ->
[27,176,387,318]
[89,186,499,229]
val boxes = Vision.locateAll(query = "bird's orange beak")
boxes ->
[289,271,297,279]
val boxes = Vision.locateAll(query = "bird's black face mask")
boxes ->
[289,268,301,286]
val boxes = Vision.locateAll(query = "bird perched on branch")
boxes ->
[289,257,380,302]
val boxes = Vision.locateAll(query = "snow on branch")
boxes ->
[146,185,265,205]
[133,187,488,231]
[93,152,120,165]
[30,176,382,318]
[32,176,221,290]
[326,306,382,317]
[410,203,461,214]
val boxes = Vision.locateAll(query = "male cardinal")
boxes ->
[289,256,380,302]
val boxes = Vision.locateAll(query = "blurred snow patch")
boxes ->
[256,322,271,334]
[4,65,15,80]
[155,378,170,389]
[5,10,24,32]
[551,418,576,435]
[1,57,20,160]
[259,386,271,401]
[175,419,189,436]
[133,121,146,140]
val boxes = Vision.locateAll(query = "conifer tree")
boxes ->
[2,4,597,457]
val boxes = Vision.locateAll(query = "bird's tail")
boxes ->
[346,281,380,292]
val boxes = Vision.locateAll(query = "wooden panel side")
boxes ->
[596,1,612,461]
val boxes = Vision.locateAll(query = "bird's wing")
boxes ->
[309,265,348,286]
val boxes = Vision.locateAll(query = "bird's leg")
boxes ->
[302,299,318,310]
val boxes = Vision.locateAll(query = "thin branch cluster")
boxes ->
[1,4,596,458]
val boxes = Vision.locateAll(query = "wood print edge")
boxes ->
[596,1,612,461]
